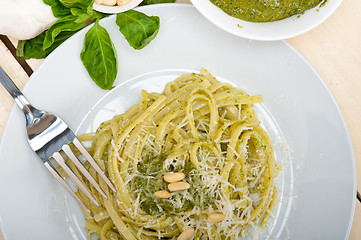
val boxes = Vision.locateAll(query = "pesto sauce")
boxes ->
[130,153,215,216]
[210,0,326,22]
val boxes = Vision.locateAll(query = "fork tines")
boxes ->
[46,138,116,213]
[0,66,117,214]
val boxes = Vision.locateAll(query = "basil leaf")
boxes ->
[86,5,109,20]
[70,8,93,23]
[43,0,71,17]
[59,0,93,10]
[44,0,98,18]
[116,10,160,50]
[17,31,76,59]
[140,0,175,5]
[71,6,108,23]
[80,20,117,90]
[43,15,84,50]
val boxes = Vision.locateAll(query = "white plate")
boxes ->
[0,4,355,240]
[190,0,343,40]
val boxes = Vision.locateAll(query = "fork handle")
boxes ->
[0,67,30,107]
[0,67,41,124]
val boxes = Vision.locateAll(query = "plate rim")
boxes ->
[280,41,356,239]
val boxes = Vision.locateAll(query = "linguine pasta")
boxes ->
[71,69,279,239]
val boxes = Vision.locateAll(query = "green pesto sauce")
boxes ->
[210,0,326,22]
[130,153,215,216]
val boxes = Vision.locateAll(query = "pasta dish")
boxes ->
[72,69,279,239]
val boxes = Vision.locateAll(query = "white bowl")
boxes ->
[93,0,143,13]
[190,0,343,40]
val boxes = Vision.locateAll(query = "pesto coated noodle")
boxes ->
[72,69,280,239]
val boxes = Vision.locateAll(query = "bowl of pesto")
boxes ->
[190,0,342,40]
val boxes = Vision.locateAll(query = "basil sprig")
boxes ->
[17,0,106,59]
[16,31,75,60]
[43,15,84,50]
[80,20,117,90]
[16,0,165,90]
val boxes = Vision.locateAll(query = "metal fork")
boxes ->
[0,67,116,213]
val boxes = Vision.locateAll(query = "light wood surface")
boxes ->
[0,0,360,239]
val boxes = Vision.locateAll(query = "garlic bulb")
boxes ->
[0,0,58,40]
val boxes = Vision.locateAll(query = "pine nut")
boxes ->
[95,0,104,4]
[177,227,195,240]
[164,172,186,183]
[101,0,116,5]
[168,182,190,192]
[207,213,226,223]
[154,190,171,199]
[117,0,131,5]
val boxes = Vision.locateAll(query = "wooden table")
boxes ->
[0,0,360,239]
